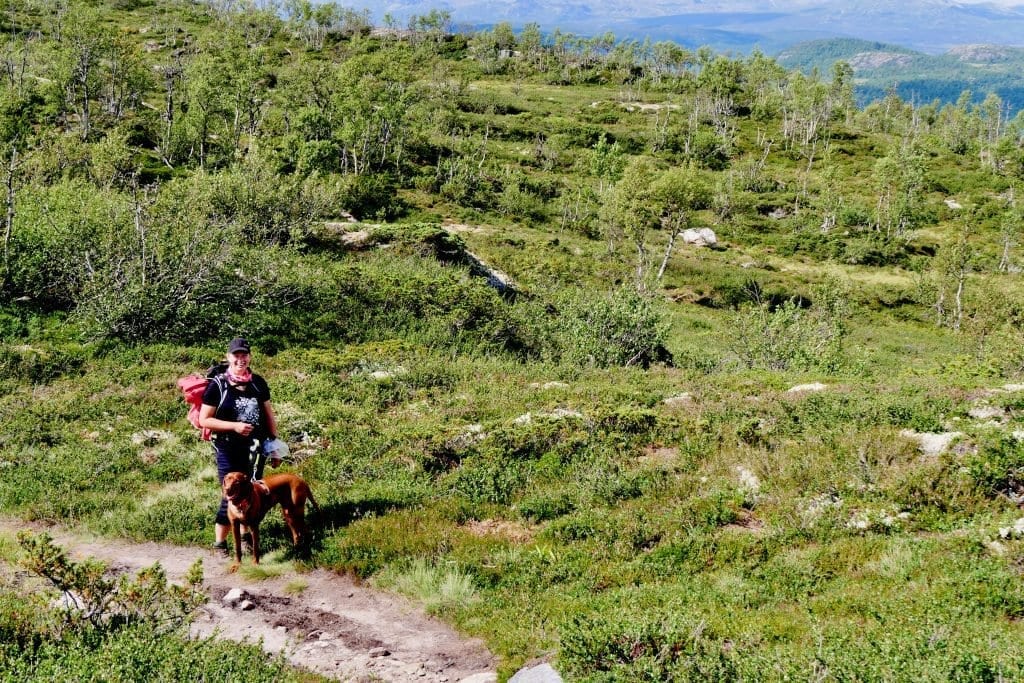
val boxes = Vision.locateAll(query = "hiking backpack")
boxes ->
[177,362,229,441]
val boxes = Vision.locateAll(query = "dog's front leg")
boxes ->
[231,518,244,567]
[250,526,261,565]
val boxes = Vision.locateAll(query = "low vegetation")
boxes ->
[1,1,1024,680]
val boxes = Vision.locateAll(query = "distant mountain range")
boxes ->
[777,38,1024,113]
[379,0,1024,55]
[376,1,1024,112]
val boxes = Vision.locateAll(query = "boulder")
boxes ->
[968,405,1004,420]
[509,663,563,683]
[786,383,827,394]
[681,228,717,247]
[900,429,963,456]
[464,248,517,296]
[662,392,693,407]
[458,674,499,683]
[223,588,247,607]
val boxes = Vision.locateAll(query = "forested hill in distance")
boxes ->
[393,0,1024,54]
[398,0,1024,114]
[777,39,1024,114]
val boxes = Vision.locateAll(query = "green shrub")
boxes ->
[964,433,1024,498]
[336,172,404,220]
[445,457,527,504]
[16,531,205,637]
[0,343,86,383]
[597,407,659,435]
[880,392,951,432]
[0,619,298,682]
[730,277,850,372]
[110,492,213,545]
[322,509,453,577]
[589,468,667,506]
[544,510,605,543]
[551,287,671,368]
[517,491,577,522]
[643,532,720,575]
[559,612,737,681]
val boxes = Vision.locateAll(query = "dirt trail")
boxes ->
[1,519,497,683]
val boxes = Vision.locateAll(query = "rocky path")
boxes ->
[1,518,497,683]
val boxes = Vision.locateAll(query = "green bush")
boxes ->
[597,406,659,435]
[551,287,671,368]
[730,277,850,372]
[559,612,737,681]
[337,172,404,221]
[445,457,527,504]
[0,619,298,682]
[322,508,453,577]
[964,433,1024,498]
[0,343,86,383]
[517,490,577,522]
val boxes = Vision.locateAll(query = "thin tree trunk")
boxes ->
[2,144,15,292]
[636,241,646,291]
[998,234,1012,273]
[133,182,146,287]
[953,267,966,331]
[657,231,676,280]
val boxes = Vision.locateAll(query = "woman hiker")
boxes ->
[199,337,281,552]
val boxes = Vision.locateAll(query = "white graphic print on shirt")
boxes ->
[234,395,260,427]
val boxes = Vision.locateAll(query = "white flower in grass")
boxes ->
[847,507,909,532]
[799,493,843,525]
[843,516,868,532]
[735,466,761,505]
[998,518,1024,539]
[735,466,760,493]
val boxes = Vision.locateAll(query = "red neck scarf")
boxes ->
[227,369,252,384]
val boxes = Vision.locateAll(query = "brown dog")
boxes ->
[222,471,319,567]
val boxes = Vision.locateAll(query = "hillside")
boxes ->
[1,1,1024,681]
[778,38,1024,113]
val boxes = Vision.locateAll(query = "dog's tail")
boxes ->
[306,489,320,514]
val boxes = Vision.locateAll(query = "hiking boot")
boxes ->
[212,540,229,554]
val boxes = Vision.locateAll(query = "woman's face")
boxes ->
[227,350,251,374]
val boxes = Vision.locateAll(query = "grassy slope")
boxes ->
[1,3,1024,681]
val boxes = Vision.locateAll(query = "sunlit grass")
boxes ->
[373,558,479,615]
[237,551,294,580]
[0,528,19,564]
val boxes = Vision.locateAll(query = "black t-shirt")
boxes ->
[201,373,271,441]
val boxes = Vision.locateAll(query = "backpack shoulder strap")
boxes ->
[251,373,270,399]
[211,374,231,417]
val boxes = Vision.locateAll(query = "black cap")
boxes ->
[227,337,251,354]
